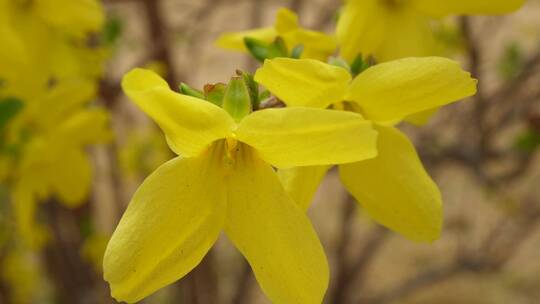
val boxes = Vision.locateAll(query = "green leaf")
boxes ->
[102,16,123,46]
[0,98,24,130]
[179,83,205,99]
[497,42,523,80]
[514,129,540,153]
[244,37,270,62]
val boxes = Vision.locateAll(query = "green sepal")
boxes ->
[350,53,374,77]
[203,83,227,106]
[179,82,205,99]
[236,70,259,110]
[244,36,290,62]
[258,90,271,102]
[222,77,252,122]
[267,37,288,59]
[290,44,304,59]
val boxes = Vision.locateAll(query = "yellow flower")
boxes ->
[254,57,477,242]
[0,0,106,99]
[217,8,337,61]
[337,0,525,62]
[1,246,47,303]
[103,68,378,303]
[2,0,104,37]
[6,81,111,247]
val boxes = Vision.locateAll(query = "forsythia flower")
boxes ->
[337,0,525,62]
[255,57,477,241]
[0,0,106,99]
[103,69,378,303]
[217,8,337,60]
[8,81,110,247]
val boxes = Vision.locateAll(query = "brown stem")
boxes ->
[42,201,101,303]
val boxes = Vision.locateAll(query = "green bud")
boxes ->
[179,82,205,99]
[244,37,269,62]
[204,83,227,106]
[290,44,304,59]
[222,77,252,122]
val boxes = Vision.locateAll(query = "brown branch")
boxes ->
[329,195,357,304]
[232,261,254,304]
[363,198,540,304]
[142,0,179,87]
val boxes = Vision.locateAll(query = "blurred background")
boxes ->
[1,0,540,303]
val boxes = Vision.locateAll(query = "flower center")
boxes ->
[225,136,239,161]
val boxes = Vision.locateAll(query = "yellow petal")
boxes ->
[224,144,329,304]
[122,68,235,157]
[56,108,111,145]
[368,7,439,62]
[254,58,351,108]
[282,30,337,61]
[339,125,442,242]
[278,165,331,211]
[12,182,49,249]
[413,0,525,16]
[48,148,92,207]
[336,0,387,62]
[346,57,477,122]
[275,8,299,33]
[216,28,277,52]
[404,108,439,126]
[237,108,377,168]
[104,148,226,303]
[34,0,105,35]
[26,80,98,132]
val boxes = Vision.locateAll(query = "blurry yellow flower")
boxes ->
[337,0,525,62]
[0,0,106,99]
[81,233,110,274]
[217,8,337,60]
[1,246,47,303]
[3,0,104,37]
[255,57,477,242]
[12,81,111,207]
[103,68,378,303]
[5,81,111,247]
